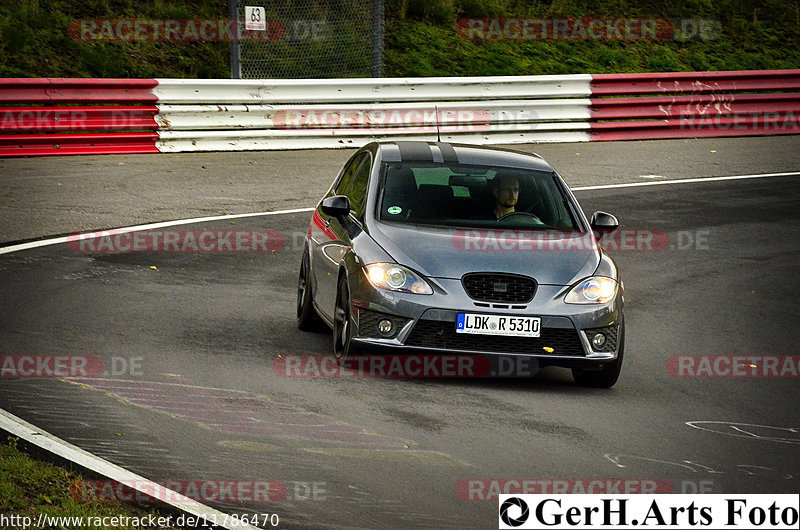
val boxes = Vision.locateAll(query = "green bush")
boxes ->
[0,0,797,78]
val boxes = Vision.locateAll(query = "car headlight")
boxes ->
[564,276,617,304]
[365,263,433,295]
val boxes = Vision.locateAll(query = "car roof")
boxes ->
[374,141,554,172]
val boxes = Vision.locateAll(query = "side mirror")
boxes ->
[590,211,619,233]
[321,195,351,219]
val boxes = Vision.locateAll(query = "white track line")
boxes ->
[1,171,799,257]
[0,409,259,530]
[0,207,314,256]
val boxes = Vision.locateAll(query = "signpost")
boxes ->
[244,6,266,31]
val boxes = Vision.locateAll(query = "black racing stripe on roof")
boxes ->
[436,142,458,163]
[394,141,433,162]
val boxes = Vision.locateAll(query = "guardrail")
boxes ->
[0,78,159,156]
[589,70,800,141]
[1,70,798,156]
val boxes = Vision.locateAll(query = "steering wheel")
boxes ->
[497,211,543,224]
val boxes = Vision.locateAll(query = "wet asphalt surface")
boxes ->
[2,135,800,244]
[1,140,799,528]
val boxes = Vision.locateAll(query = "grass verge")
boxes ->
[0,436,186,530]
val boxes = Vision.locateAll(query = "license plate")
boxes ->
[456,313,541,338]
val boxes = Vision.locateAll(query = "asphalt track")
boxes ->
[1,138,800,529]
[3,135,800,244]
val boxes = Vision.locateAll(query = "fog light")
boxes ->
[592,332,607,349]
[378,319,393,336]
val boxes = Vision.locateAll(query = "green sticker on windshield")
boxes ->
[387,206,402,215]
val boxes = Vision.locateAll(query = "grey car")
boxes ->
[297,141,625,387]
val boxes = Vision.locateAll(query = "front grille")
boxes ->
[357,309,410,339]
[406,320,584,356]
[462,273,536,303]
[583,324,619,352]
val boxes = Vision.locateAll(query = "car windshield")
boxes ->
[377,162,579,229]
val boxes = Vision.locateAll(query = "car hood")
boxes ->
[369,222,600,286]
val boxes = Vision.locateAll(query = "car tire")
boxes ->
[297,250,323,331]
[572,325,624,388]
[333,274,356,364]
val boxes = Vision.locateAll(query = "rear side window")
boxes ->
[336,152,367,195]
[346,157,371,216]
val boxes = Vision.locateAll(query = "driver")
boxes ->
[488,172,519,219]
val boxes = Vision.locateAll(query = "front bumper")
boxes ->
[346,273,624,369]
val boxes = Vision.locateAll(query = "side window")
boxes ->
[345,156,372,216]
[336,153,367,195]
